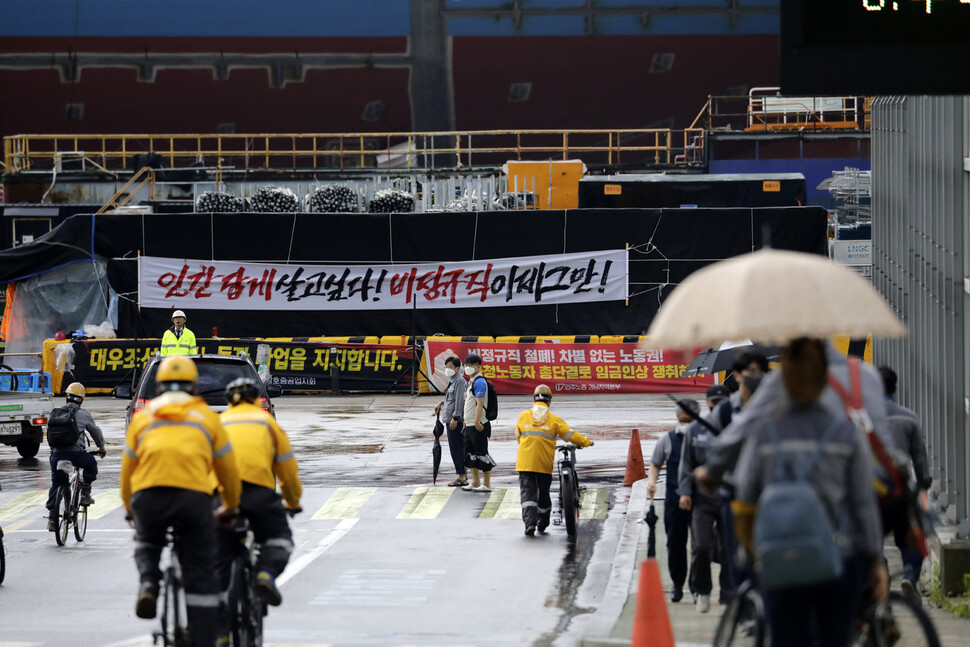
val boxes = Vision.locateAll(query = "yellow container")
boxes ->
[504,160,586,209]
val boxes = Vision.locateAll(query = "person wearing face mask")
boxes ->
[514,384,593,536]
[647,398,701,604]
[433,356,468,487]
[461,354,496,492]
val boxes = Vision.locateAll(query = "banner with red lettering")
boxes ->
[138,249,628,311]
[424,341,713,395]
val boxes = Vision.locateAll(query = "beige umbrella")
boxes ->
[643,248,906,349]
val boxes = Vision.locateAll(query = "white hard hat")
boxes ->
[172,310,186,320]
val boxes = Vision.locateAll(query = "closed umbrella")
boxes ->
[644,248,906,349]
[432,419,444,485]
[645,498,658,558]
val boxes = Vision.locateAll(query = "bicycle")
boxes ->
[713,571,941,647]
[554,443,585,538]
[53,450,99,546]
[155,528,190,647]
[226,518,265,647]
[0,524,6,585]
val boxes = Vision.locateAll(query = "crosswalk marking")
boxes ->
[87,488,124,520]
[312,487,376,520]
[396,486,454,519]
[479,487,521,519]
[579,487,610,519]
[0,491,47,522]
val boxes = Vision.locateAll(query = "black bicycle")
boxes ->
[0,524,6,585]
[714,572,941,647]
[554,443,585,537]
[226,518,264,647]
[155,528,190,647]
[53,451,99,546]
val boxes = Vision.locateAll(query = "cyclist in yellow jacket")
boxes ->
[160,309,198,356]
[121,356,241,647]
[515,384,593,536]
[217,377,302,607]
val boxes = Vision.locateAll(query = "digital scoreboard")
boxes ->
[781,0,970,94]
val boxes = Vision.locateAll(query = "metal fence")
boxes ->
[871,96,970,536]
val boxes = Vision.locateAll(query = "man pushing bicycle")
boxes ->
[121,356,241,647]
[216,377,303,609]
[514,384,593,536]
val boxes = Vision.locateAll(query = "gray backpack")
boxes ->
[754,421,844,590]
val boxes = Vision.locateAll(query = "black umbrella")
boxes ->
[645,497,658,558]
[684,341,780,377]
[432,419,444,484]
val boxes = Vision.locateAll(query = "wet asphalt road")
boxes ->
[0,393,692,646]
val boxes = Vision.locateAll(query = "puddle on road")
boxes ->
[533,505,606,646]
[311,443,384,455]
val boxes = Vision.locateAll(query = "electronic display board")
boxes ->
[781,0,970,94]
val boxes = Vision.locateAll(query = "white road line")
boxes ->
[276,518,357,587]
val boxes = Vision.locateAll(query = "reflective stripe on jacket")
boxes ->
[160,327,198,356]
[515,406,591,474]
[121,391,240,512]
[220,402,302,508]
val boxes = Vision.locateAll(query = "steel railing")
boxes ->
[3,129,707,174]
[690,89,872,134]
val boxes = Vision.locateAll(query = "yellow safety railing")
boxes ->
[95,167,155,214]
[3,129,706,174]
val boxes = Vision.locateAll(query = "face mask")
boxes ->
[532,403,549,423]
[464,366,476,376]
[675,422,690,434]
[444,368,456,378]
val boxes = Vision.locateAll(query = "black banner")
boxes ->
[68,338,418,394]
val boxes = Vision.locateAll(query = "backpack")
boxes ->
[47,406,81,449]
[754,421,844,590]
[475,376,499,421]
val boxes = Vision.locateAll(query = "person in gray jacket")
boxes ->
[45,382,106,531]
[434,356,468,487]
[732,338,887,647]
[678,385,733,613]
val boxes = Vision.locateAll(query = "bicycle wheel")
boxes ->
[54,487,70,546]
[561,469,579,537]
[714,584,766,647]
[228,557,251,647]
[855,591,941,647]
[73,501,88,542]
[0,535,6,585]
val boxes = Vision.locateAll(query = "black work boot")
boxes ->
[79,484,95,506]
[135,580,158,619]
[47,509,58,532]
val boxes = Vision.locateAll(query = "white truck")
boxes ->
[0,368,52,458]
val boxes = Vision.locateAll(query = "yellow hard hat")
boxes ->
[157,356,198,384]
[65,382,86,398]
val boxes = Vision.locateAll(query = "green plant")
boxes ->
[928,565,970,618]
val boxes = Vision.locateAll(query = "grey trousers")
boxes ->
[690,496,731,596]
[519,472,553,529]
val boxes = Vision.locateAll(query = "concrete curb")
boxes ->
[575,478,649,646]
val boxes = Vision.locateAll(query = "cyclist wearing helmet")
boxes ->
[217,377,302,608]
[45,382,106,531]
[514,384,593,536]
[121,356,241,647]
[160,309,197,356]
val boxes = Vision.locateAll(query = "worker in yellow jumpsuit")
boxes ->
[121,356,240,647]
[515,384,593,536]
[217,377,302,607]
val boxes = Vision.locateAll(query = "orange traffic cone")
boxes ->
[631,559,675,647]
[623,428,647,486]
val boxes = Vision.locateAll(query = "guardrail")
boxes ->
[690,88,871,133]
[3,129,706,174]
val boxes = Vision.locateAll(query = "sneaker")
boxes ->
[671,588,684,603]
[135,581,158,619]
[697,594,711,614]
[79,486,95,506]
[474,485,492,492]
[462,483,478,491]
[525,525,536,536]
[901,579,922,607]
[255,571,283,607]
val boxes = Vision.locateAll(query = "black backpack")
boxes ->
[476,376,499,421]
[47,406,81,449]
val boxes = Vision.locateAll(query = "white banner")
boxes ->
[138,249,628,311]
